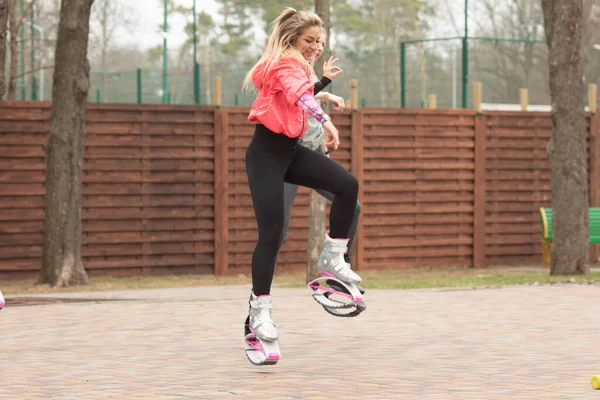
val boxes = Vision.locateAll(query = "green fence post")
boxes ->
[137,68,142,104]
[462,0,468,108]
[162,0,168,104]
[96,89,100,103]
[198,63,203,104]
[31,77,37,101]
[193,0,199,104]
[400,42,406,108]
[30,4,36,100]
[194,62,200,104]
[461,37,468,108]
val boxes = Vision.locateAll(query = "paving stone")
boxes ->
[1,285,599,398]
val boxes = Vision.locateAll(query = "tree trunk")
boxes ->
[542,0,589,275]
[100,2,108,72]
[7,0,15,100]
[307,0,331,283]
[307,188,327,282]
[38,0,94,287]
[0,0,8,99]
[314,0,330,91]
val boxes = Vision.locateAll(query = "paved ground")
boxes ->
[2,283,600,399]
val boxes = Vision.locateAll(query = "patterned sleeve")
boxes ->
[297,92,330,124]
[313,76,332,95]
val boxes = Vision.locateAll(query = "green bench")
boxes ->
[538,207,600,267]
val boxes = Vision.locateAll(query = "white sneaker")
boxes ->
[317,233,362,284]
[248,291,278,341]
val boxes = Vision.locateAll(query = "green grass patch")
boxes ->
[1,274,254,296]
[329,267,600,290]
[2,267,598,296]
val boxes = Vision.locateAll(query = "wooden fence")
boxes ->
[0,101,598,279]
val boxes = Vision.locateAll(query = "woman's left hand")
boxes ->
[327,94,345,110]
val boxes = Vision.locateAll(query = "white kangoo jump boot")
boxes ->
[317,233,362,284]
[248,291,278,341]
[308,233,366,317]
[244,291,280,366]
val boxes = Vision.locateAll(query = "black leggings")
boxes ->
[279,145,361,264]
[245,124,359,296]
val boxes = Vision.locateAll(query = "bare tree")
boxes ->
[0,0,8,99]
[89,0,134,71]
[581,0,600,87]
[307,0,331,283]
[466,0,548,104]
[38,0,94,287]
[5,0,38,100]
[93,0,119,71]
[541,0,589,275]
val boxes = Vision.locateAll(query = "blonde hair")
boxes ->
[318,28,327,45]
[243,8,323,92]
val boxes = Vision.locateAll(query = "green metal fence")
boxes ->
[6,40,559,109]
[85,40,552,109]
[400,36,549,109]
[88,61,257,106]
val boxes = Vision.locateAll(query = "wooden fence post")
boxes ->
[520,88,529,111]
[350,80,359,110]
[213,76,222,107]
[589,83,597,113]
[428,94,437,109]
[473,82,482,113]
[473,114,487,267]
[350,110,364,270]
[213,108,228,275]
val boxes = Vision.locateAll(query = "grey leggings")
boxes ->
[279,146,361,263]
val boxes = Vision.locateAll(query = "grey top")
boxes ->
[300,72,326,151]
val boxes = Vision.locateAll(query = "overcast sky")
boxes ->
[107,0,465,51]
[111,0,221,49]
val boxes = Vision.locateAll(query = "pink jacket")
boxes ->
[248,57,313,138]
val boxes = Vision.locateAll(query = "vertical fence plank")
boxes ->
[193,110,205,272]
[589,113,599,264]
[141,110,150,274]
[350,110,364,270]
[473,114,486,267]
[214,109,229,275]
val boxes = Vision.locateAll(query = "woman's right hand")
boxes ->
[323,57,343,80]
[323,120,340,150]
